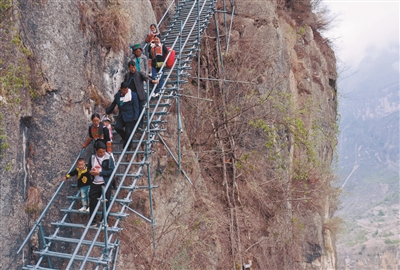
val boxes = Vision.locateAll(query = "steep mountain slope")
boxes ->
[336,43,399,269]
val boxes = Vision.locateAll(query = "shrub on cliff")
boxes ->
[78,2,129,52]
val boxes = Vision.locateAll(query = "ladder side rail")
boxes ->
[72,124,161,267]
[17,150,85,254]
[134,79,164,139]
[68,143,138,267]
[157,0,176,30]
[226,2,234,53]
[142,0,176,57]
[65,196,103,270]
[168,0,208,59]
[78,222,106,270]
[105,133,148,217]
[31,188,81,269]
[104,104,161,220]
[162,0,197,41]
[111,239,120,270]
[101,186,110,254]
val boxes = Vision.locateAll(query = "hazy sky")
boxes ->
[323,0,399,69]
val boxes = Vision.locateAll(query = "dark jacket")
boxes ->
[66,167,92,187]
[82,123,111,148]
[124,71,149,101]
[88,152,115,184]
[106,90,139,122]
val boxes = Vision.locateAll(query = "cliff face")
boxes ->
[0,0,156,267]
[0,0,338,269]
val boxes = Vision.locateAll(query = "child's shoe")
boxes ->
[86,207,90,212]
[78,206,87,212]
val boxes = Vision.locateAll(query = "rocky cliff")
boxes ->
[0,0,338,269]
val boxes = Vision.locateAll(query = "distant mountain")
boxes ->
[336,43,399,269]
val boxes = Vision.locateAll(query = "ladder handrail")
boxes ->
[17,148,85,255]
[142,0,176,53]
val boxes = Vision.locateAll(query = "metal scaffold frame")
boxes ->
[17,0,215,269]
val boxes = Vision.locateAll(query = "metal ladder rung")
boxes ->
[59,209,129,219]
[149,103,171,108]
[118,161,146,166]
[112,150,145,155]
[44,235,117,248]
[65,196,132,205]
[143,119,167,124]
[114,173,143,177]
[147,111,169,116]
[51,221,123,232]
[166,79,188,84]
[112,139,142,144]
[22,266,55,270]
[34,250,109,265]
[119,185,158,191]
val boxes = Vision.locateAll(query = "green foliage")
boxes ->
[297,25,307,36]
[0,0,12,13]
[25,204,41,214]
[0,64,31,105]
[4,161,11,171]
[0,1,38,161]
[379,232,394,238]
[384,238,400,245]
[292,217,304,230]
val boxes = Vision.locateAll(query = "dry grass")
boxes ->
[323,216,343,235]
[78,2,129,52]
[25,186,43,214]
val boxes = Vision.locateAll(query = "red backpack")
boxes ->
[165,47,176,69]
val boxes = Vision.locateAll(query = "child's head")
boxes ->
[91,113,101,126]
[102,117,111,127]
[76,158,86,170]
[150,24,157,32]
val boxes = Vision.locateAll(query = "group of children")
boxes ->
[62,115,113,213]
[62,23,167,216]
